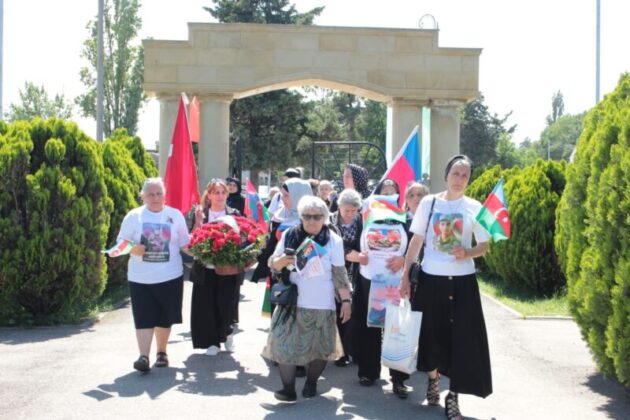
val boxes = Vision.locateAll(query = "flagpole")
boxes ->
[0,0,4,120]
[96,0,104,141]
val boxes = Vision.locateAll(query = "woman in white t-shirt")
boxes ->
[117,178,190,373]
[263,196,352,403]
[189,179,242,357]
[401,155,492,420]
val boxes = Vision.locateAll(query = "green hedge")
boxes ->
[555,73,630,385]
[0,119,112,324]
[468,160,566,296]
[101,129,158,286]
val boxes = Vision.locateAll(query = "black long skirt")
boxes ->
[190,267,238,349]
[413,272,492,398]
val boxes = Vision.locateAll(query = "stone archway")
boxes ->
[143,23,481,192]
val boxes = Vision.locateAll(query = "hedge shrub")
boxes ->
[468,160,566,296]
[101,128,157,286]
[555,73,630,385]
[0,118,112,324]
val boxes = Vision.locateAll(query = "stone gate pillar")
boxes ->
[197,94,233,191]
[386,99,425,165]
[430,101,464,192]
[157,94,180,176]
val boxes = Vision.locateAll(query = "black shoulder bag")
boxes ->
[409,197,436,285]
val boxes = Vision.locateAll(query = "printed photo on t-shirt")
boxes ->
[366,227,402,252]
[141,223,171,263]
[432,213,463,253]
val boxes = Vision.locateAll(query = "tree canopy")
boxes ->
[76,0,145,137]
[5,82,73,122]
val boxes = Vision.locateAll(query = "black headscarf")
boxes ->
[347,164,370,198]
[225,177,245,214]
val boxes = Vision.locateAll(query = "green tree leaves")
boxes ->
[5,82,73,122]
[76,0,145,136]
[555,73,630,385]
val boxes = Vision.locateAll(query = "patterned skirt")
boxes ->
[262,306,344,365]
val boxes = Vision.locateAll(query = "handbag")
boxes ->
[269,282,298,306]
[409,197,436,286]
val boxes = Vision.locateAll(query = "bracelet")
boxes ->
[341,299,352,304]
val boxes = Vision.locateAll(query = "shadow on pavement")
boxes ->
[0,324,96,345]
[584,373,630,418]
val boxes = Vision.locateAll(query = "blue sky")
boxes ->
[3,0,629,148]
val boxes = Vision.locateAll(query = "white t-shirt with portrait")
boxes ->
[117,205,190,284]
[273,229,345,310]
[410,194,489,276]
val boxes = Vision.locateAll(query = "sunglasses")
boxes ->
[302,214,325,221]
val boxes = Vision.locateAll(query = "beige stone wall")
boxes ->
[144,23,480,103]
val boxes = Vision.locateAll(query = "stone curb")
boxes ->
[480,292,573,321]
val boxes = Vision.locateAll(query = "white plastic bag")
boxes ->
[381,298,422,374]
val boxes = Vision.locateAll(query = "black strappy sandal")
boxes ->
[133,355,150,372]
[426,373,441,405]
[445,392,463,420]
[155,352,169,368]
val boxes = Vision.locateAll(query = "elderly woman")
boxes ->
[190,180,242,356]
[263,196,353,402]
[117,178,190,372]
[329,188,363,367]
[318,180,334,207]
[401,155,492,420]
[373,178,400,196]
[404,182,430,220]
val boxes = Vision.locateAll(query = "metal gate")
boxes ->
[310,141,387,189]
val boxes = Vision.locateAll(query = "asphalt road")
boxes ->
[1,274,628,420]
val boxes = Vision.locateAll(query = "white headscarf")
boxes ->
[273,178,313,223]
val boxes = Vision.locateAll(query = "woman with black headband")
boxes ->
[400,154,492,420]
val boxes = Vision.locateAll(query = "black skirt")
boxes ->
[190,265,238,349]
[413,272,492,398]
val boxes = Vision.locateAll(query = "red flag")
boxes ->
[189,96,200,143]
[244,179,269,230]
[164,96,200,214]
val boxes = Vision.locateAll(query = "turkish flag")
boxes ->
[164,95,200,214]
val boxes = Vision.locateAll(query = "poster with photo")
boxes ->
[295,238,324,279]
[431,213,464,254]
[367,272,401,328]
[362,225,404,279]
[141,223,171,263]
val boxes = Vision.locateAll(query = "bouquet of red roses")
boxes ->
[188,215,266,274]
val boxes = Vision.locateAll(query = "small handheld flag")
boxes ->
[476,179,511,241]
[102,239,134,257]
[363,195,407,229]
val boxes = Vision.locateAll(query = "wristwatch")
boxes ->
[341,298,352,304]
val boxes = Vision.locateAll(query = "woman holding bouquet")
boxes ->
[117,178,190,372]
[190,179,242,356]
[400,155,492,420]
[263,196,352,402]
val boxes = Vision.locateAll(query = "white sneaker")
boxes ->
[205,345,220,356]
[224,335,235,352]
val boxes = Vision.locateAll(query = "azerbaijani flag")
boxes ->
[363,194,407,229]
[261,276,272,317]
[102,239,134,257]
[381,126,422,206]
[476,179,511,241]
[244,179,269,230]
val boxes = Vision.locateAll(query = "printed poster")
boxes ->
[295,238,325,279]
[431,213,463,253]
[141,223,171,263]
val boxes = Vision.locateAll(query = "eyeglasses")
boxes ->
[302,214,325,221]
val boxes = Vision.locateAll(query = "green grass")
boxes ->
[477,273,571,317]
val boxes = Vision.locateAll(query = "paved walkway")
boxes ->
[0,274,628,420]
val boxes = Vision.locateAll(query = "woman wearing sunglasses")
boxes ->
[263,196,352,402]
